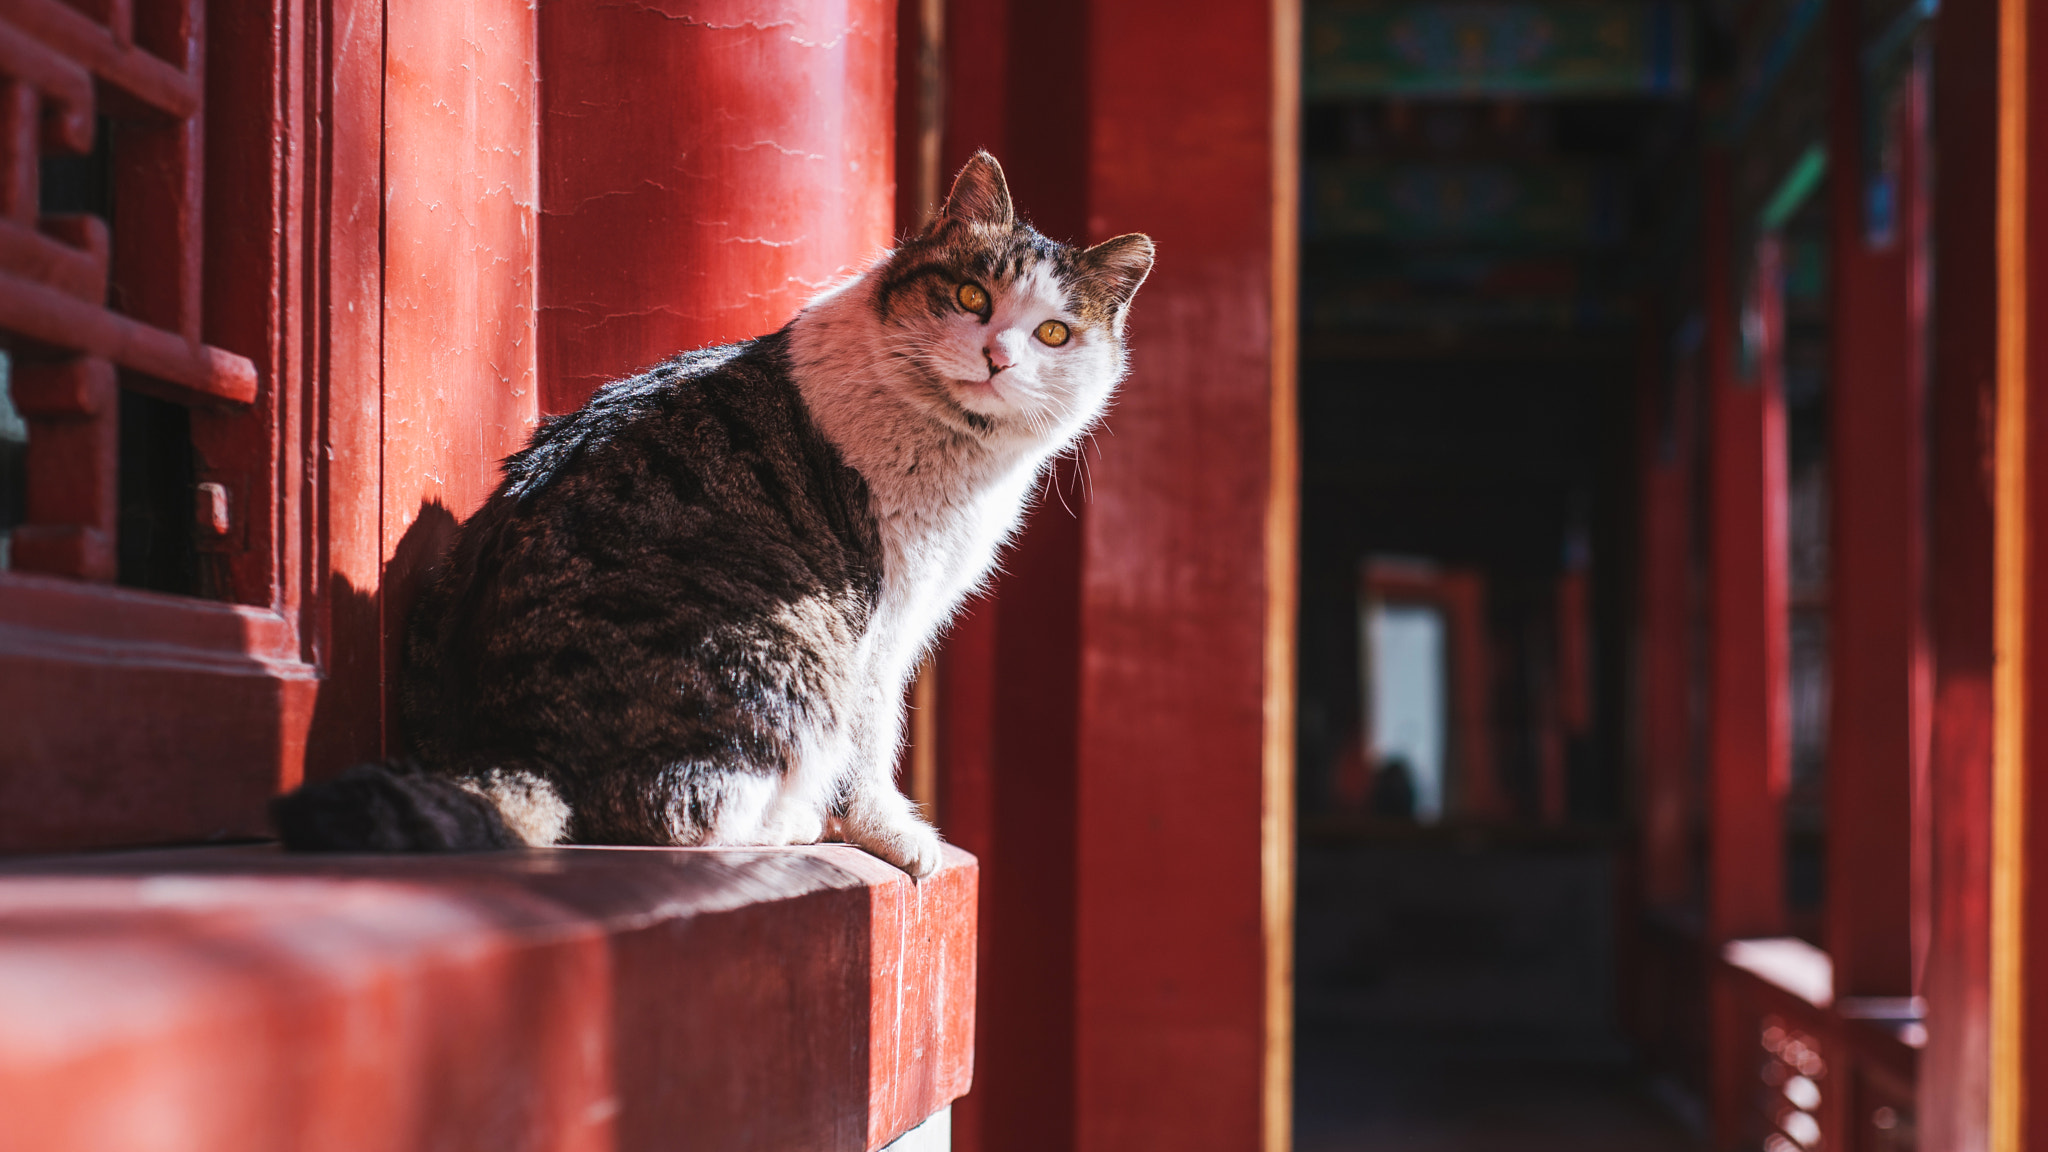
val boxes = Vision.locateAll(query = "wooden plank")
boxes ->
[7,0,199,118]
[12,357,115,581]
[0,271,255,403]
[0,215,107,302]
[1921,0,1999,1143]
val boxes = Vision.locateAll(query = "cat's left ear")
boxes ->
[935,152,1015,231]
[1080,233,1155,318]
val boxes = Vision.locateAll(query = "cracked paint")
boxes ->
[536,0,894,412]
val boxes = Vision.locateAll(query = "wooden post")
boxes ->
[1993,0,2048,1144]
[1920,0,1999,1144]
[1822,0,1928,1003]
[1706,160,1791,1152]
[1708,189,1791,947]
[1076,3,1292,1148]
[932,2,1295,1150]
[1639,309,1700,909]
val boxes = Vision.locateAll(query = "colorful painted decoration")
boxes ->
[1307,159,1627,246]
[1306,0,1692,98]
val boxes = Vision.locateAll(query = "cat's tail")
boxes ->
[270,760,522,851]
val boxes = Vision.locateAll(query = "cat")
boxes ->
[271,153,1153,878]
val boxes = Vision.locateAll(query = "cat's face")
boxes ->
[875,154,1153,441]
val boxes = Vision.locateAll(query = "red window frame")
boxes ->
[0,0,380,852]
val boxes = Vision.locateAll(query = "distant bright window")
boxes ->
[1363,601,1448,823]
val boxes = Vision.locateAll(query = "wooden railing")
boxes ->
[1717,938,1920,1152]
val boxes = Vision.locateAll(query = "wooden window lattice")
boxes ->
[0,0,254,584]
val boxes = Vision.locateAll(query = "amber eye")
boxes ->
[1035,319,1071,347]
[957,282,989,312]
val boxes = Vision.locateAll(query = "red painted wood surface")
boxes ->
[1707,216,1790,946]
[933,596,998,1149]
[1995,0,2048,1139]
[1920,0,1998,1141]
[535,0,897,414]
[0,844,976,1152]
[930,2,1288,1149]
[1075,3,1281,1148]
[379,0,541,736]
[1821,0,1928,1003]
[0,0,332,850]
[932,4,1088,1149]
[1638,313,1701,907]
[305,0,391,775]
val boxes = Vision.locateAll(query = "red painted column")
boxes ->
[931,2,1291,1151]
[1822,0,1929,1003]
[1920,0,1998,1143]
[1075,2,1286,1149]
[536,0,897,414]
[1706,171,1791,1152]
[381,0,542,726]
[1992,0,2048,1141]
[1639,316,1700,908]
[1708,198,1791,946]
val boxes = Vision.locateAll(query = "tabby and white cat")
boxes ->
[273,153,1153,877]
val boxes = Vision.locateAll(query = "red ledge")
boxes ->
[0,843,976,1152]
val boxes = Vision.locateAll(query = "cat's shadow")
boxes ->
[302,498,459,783]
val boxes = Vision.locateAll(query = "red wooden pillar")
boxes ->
[1821,0,1928,1003]
[1920,0,1999,1143]
[1706,163,1791,1149]
[380,0,542,731]
[1075,3,1292,1148]
[1992,0,2048,1143]
[1708,185,1791,947]
[1639,316,1700,909]
[536,0,897,413]
[933,2,1294,1151]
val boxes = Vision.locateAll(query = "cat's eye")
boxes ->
[1035,320,1071,347]
[957,282,989,312]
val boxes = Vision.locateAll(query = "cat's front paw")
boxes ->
[855,819,946,880]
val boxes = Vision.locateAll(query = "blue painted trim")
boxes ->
[1721,0,1827,143]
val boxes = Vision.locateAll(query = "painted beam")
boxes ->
[1305,0,1692,99]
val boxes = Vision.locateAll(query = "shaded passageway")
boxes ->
[1291,2,1859,1146]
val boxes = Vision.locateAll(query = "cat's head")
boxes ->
[872,153,1153,441]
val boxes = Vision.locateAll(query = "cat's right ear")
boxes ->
[935,152,1015,231]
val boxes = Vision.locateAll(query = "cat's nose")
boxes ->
[983,345,1012,377]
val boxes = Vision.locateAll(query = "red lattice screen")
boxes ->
[0,0,254,584]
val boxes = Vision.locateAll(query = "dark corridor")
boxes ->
[1292,3,1705,1146]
